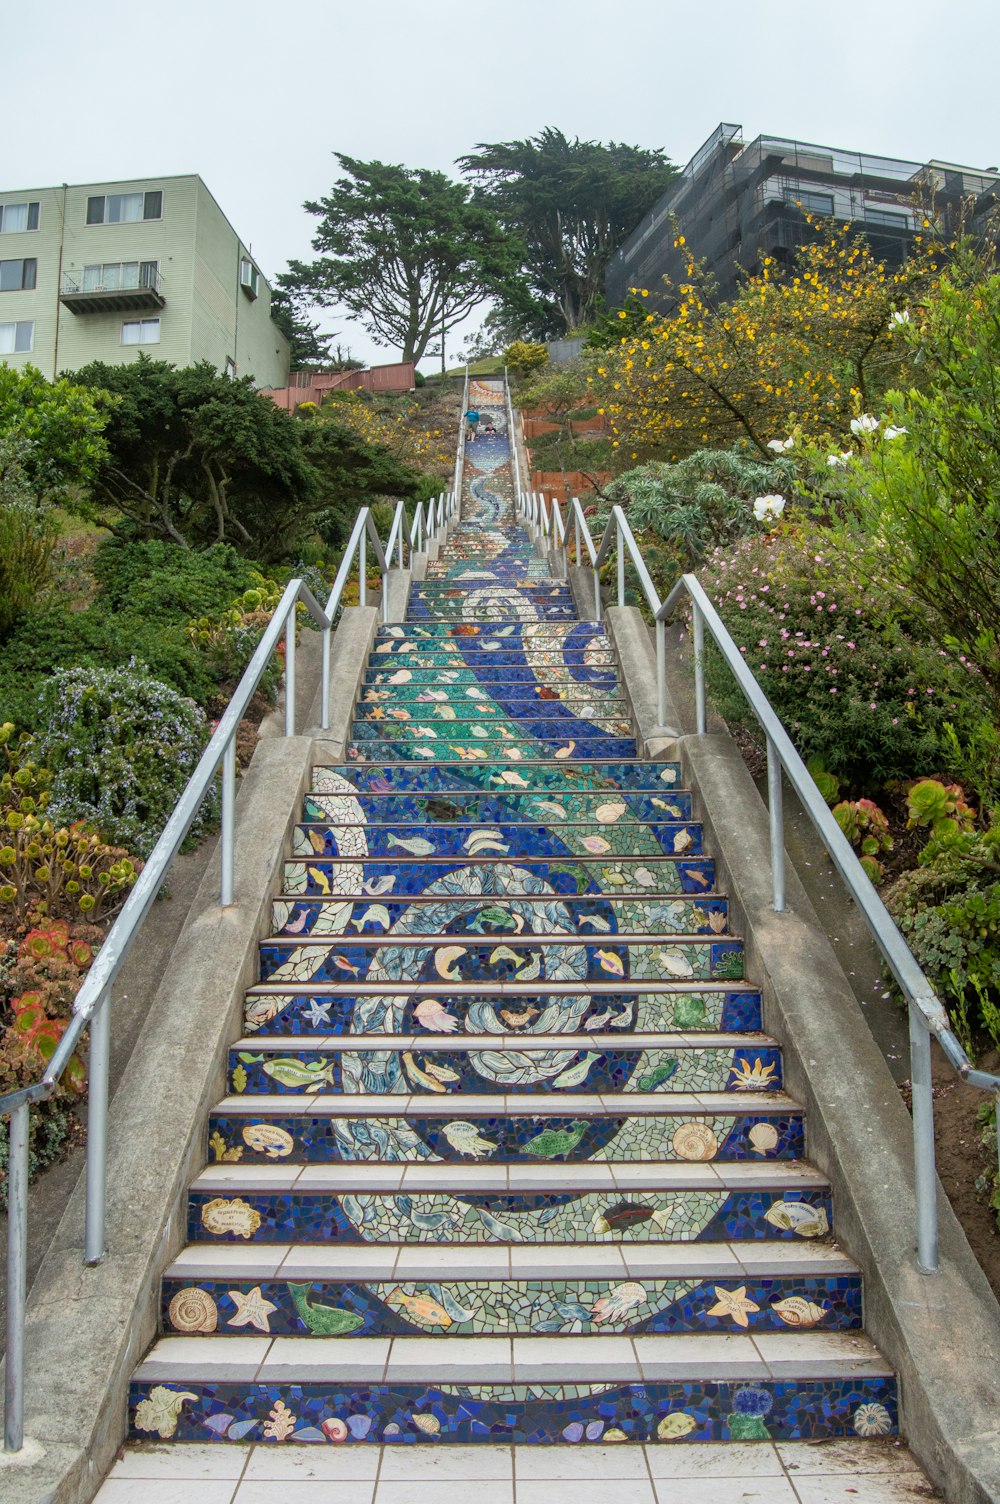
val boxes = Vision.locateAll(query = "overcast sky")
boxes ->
[8,0,997,369]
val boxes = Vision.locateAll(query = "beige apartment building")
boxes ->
[0,174,289,386]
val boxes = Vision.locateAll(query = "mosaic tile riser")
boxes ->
[128,1376,898,1445]
[242,989,765,1037]
[207,1109,805,1164]
[186,1187,834,1245]
[159,1273,862,1338]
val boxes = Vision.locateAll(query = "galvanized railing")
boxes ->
[519,486,1000,1277]
[0,489,457,1452]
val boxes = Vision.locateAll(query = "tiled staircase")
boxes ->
[127,379,898,1454]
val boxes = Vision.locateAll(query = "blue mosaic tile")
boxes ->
[128,1375,897,1445]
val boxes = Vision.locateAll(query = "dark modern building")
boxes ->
[605,122,999,309]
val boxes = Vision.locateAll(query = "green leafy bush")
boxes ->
[92,537,266,620]
[0,603,214,729]
[0,436,59,642]
[696,528,987,788]
[34,665,217,858]
[885,784,1000,1055]
[0,723,138,924]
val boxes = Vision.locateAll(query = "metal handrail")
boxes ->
[519,490,1000,1277]
[454,366,469,516]
[0,489,427,1453]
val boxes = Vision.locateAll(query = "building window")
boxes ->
[239,258,259,299]
[782,187,835,217]
[83,261,159,292]
[0,258,37,291]
[225,356,237,379]
[0,320,33,354]
[865,207,910,228]
[0,202,40,233]
[121,317,160,345]
[87,190,162,225]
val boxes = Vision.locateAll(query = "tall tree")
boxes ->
[459,128,677,335]
[281,156,516,365]
[269,282,337,368]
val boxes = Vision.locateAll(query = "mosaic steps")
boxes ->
[346,739,639,763]
[185,1159,835,1246]
[125,411,902,1463]
[270,893,728,940]
[377,624,603,639]
[374,622,595,634]
[287,819,707,860]
[312,761,684,793]
[158,1261,863,1339]
[256,937,743,986]
[301,789,695,821]
[363,668,619,689]
[282,855,717,898]
[241,986,764,1038]
[224,1034,778,1097]
[207,1093,805,1164]
[347,722,635,748]
[368,642,614,660]
[352,705,633,730]
[360,688,631,711]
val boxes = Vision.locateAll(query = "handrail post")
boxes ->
[655,617,667,727]
[284,612,296,736]
[84,985,111,1265]
[4,1099,29,1451]
[765,736,786,912]
[617,524,626,608]
[574,510,581,568]
[593,567,601,622]
[320,623,331,731]
[220,737,236,905]
[692,603,707,735]
[909,1004,939,1272]
[359,531,367,606]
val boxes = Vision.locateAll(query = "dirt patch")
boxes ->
[925,1058,1000,1297]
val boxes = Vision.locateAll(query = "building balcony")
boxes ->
[59,267,165,315]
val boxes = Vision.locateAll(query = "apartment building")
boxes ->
[606,123,1000,309]
[0,175,289,386]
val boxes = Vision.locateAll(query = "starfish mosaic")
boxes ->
[227,1286,278,1332]
[706,1285,761,1328]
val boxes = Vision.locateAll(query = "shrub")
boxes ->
[504,340,549,379]
[0,436,59,642]
[34,665,217,858]
[92,537,266,620]
[0,723,138,924]
[884,800,1000,1057]
[605,446,797,593]
[0,602,215,729]
[696,528,987,789]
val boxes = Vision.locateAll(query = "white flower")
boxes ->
[884,425,907,440]
[827,454,845,468]
[753,494,786,523]
[889,310,911,327]
[767,437,795,452]
[850,414,879,435]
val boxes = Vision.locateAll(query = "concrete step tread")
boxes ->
[165,1238,856,1282]
[230,1031,770,1053]
[190,1160,827,1193]
[214,1088,801,1116]
[258,933,737,950]
[247,981,752,998]
[133,1329,893,1384]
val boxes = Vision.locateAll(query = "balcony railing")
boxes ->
[59,267,165,315]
